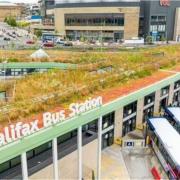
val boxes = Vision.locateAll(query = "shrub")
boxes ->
[34,29,42,38]
[4,16,17,27]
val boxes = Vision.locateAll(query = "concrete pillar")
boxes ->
[114,108,123,139]
[136,98,144,126]
[97,116,102,180]
[154,89,161,115]
[52,138,59,180]
[21,152,28,180]
[78,126,82,180]
[168,83,175,105]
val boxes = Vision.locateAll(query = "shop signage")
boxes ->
[160,0,170,6]
[0,96,102,147]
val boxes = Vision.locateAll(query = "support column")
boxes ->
[168,83,175,105]
[97,116,102,180]
[154,89,161,115]
[78,126,82,180]
[114,108,123,139]
[52,138,59,180]
[136,98,144,127]
[21,152,28,180]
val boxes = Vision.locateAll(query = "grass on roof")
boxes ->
[0,44,180,124]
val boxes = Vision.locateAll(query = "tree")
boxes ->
[146,36,153,45]
[4,16,17,27]
[35,29,42,38]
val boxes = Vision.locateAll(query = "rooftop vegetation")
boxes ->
[0,45,180,124]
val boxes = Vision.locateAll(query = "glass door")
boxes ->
[102,130,114,149]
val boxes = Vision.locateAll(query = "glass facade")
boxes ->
[64,13,124,42]
[65,13,124,26]
[66,30,124,42]
[150,15,166,41]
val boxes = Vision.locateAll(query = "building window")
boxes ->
[144,93,155,106]
[174,80,180,90]
[143,106,154,123]
[173,91,180,106]
[158,16,166,21]
[122,116,136,137]
[150,25,158,32]
[151,16,158,21]
[161,86,169,97]
[102,129,114,149]
[123,101,137,118]
[0,155,21,176]
[65,13,124,27]
[102,112,114,130]
[158,25,166,32]
[159,97,169,112]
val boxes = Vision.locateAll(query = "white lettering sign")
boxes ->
[0,96,103,147]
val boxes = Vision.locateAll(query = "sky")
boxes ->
[1,0,38,3]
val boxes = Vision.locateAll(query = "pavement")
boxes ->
[122,147,168,180]
[101,145,168,180]
[101,145,130,180]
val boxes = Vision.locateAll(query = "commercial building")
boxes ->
[38,0,180,41]
[0,2,22,22]
[54,0,140,41]
[0,68,180,179]
[139,0,180,41]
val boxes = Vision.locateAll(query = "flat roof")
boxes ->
[0,70,176,130]
[55,0,140,8]
[148,117,180,167]
[165,107,180,124]
[0,2,17,7]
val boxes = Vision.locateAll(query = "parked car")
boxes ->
[56,38,65,45]
[26,40,35,44]
[42,41,54,48]
[4,37,10,41]
[64,41,73,46]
